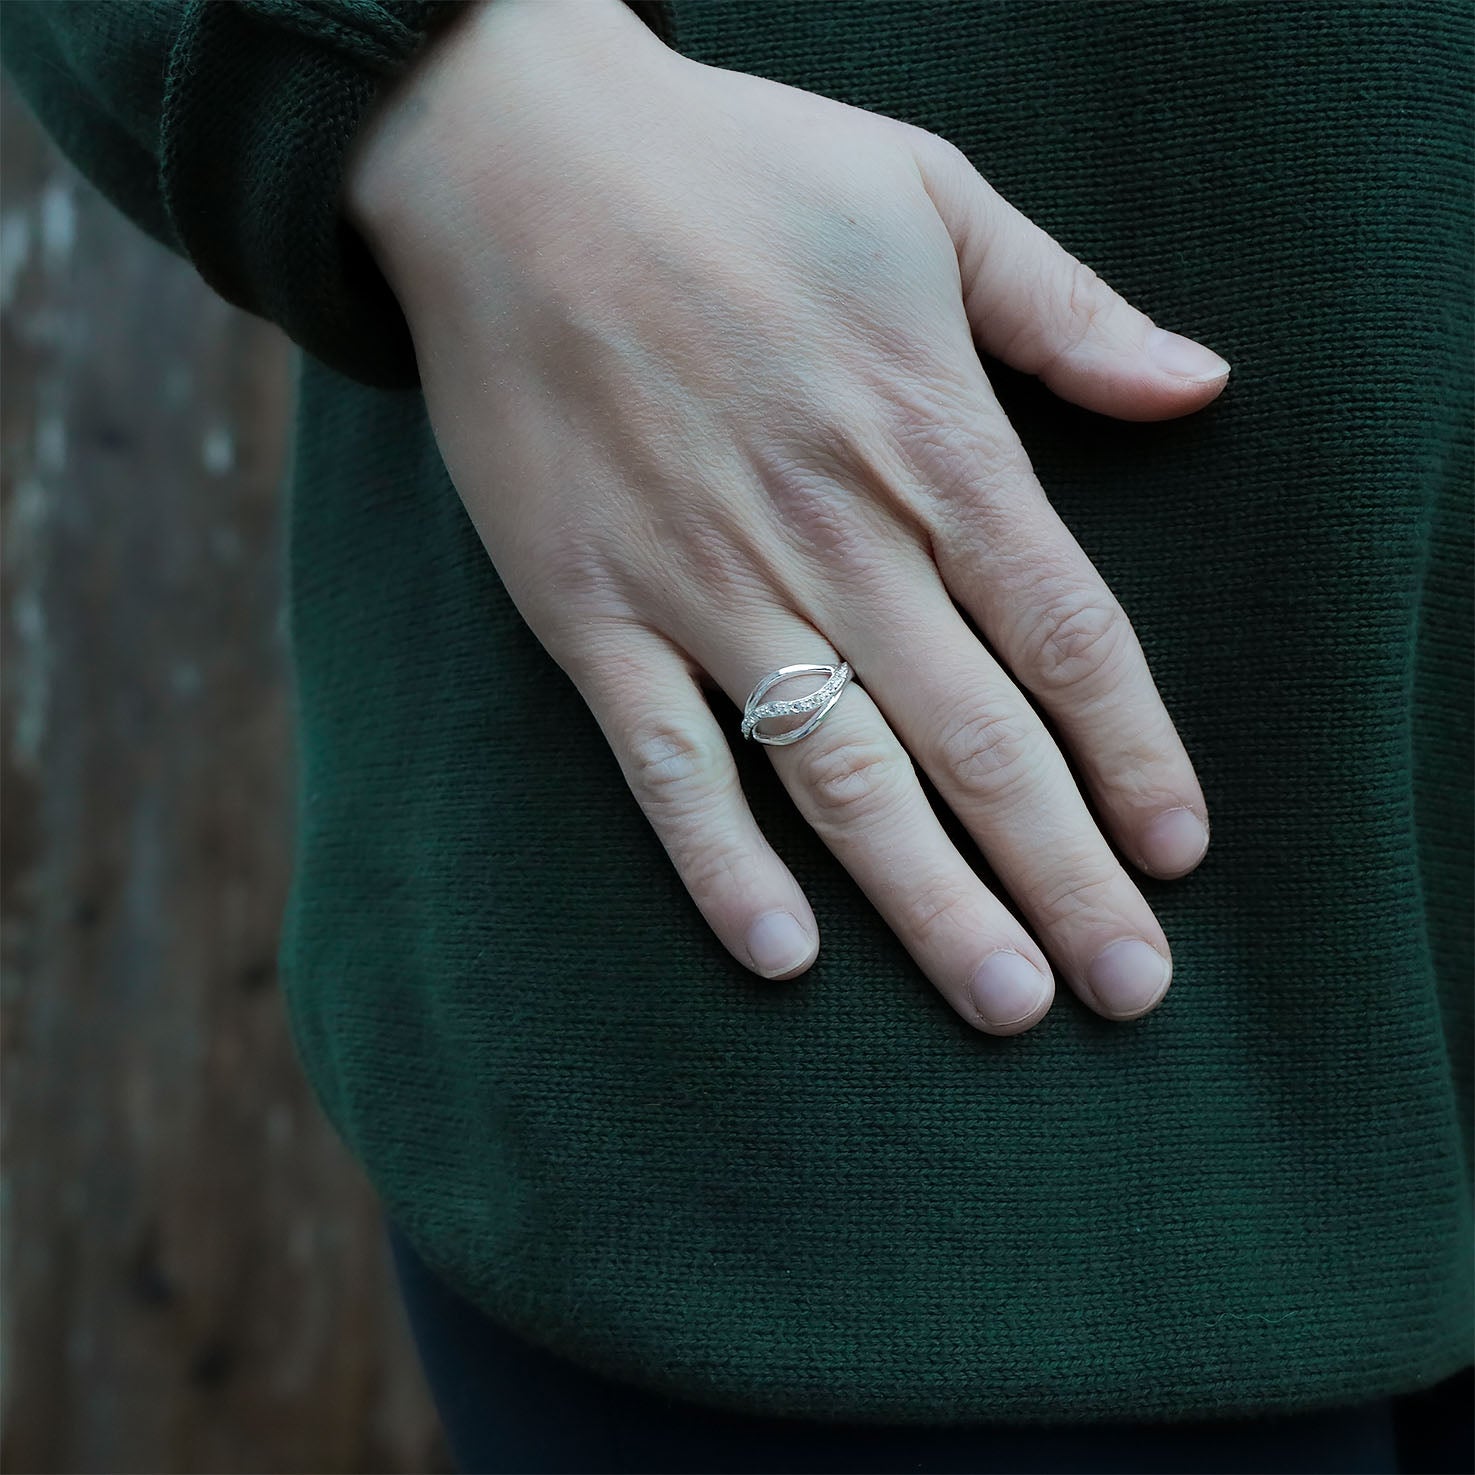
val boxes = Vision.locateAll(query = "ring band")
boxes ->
[740,660,853,746]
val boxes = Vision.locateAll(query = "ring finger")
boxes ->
[690,609,1062,1036]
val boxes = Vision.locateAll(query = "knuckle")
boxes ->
[627,723,724,814]
[1056,259,1111,363]
[793,728,909,825]
[555,616,653,692]
[884,404,1044,551]
[895,877,975,949]
[1023,588,1129,697]
[677,843,751,908]
[1012,258,1112,380]
[908,411,1034,507]
[519,527,626,625]
[936,705,1042,804]
[1032,864,1122,930]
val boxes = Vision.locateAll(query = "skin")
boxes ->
[344,0,1225,1037]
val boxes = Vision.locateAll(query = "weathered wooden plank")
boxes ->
[1,82,447,1475]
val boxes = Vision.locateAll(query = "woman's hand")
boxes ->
[346,0,1225,1036]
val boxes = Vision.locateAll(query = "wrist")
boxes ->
[344,0,669,269]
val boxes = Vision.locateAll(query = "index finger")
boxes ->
[904,386,1211,880]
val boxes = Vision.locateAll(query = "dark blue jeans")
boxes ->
[388,1224,1469,1475]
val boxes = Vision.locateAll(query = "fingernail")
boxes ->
[1139,806,1210,875]
[968,949,1047,1026]
[746,910,814,977]
[1087,938,1171,1017]
[1148,326,1231,382]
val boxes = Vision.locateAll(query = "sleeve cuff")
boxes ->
[160,0,673,390]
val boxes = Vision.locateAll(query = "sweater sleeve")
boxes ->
[0,0,676,390]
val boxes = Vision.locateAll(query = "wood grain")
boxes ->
[1,82,447,1475]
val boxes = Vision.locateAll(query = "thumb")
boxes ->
[908,133,1231,422]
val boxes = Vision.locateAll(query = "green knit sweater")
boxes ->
[5,0,1470,1425]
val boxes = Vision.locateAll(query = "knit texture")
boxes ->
[159,0,465,386]
[4,0,1471,1425]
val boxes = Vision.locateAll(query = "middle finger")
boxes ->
[827,561,1176,1022]
[899,375,1212,882]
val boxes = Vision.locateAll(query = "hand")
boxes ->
[346,0,1224,1036]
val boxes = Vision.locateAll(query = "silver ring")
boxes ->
[740,660,853,746]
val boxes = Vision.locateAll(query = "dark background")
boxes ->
[1,79,447,1473]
